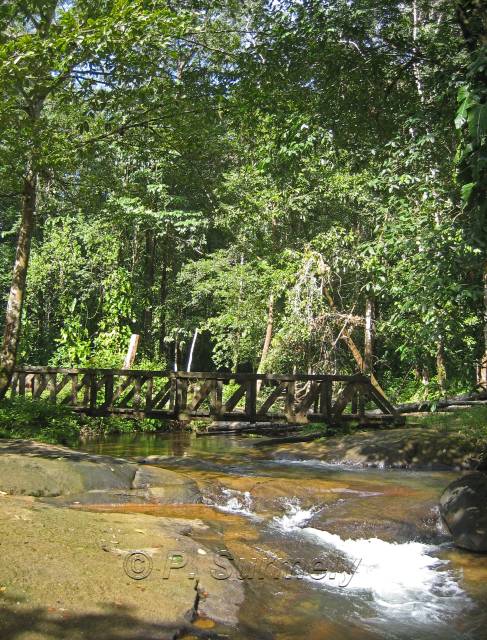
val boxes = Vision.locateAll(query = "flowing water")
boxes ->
[79,432,487,640]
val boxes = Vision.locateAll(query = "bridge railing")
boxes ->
[8,367,400,425]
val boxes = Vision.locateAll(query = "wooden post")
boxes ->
[18,371,26,397]
[48,373,57,403]
[245,378,257,423]
[104,374,114,408]
[123,334,140,369]
[145,377,153,413]
[133,375,142,410]
[71,373,78,407]
[285,380,296,423]
[211,379,223,418]
[175,376,188,420]
[319,380,332,420]
[89,373,98,410]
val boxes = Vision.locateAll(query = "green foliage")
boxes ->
[0,398,81,446]
[0,0,485,407]
[415,406,487,450]
[0,398,164,446]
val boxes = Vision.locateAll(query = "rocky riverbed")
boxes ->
[0,438,243,639]
[2,431,487,640]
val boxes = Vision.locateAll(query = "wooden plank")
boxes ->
[111,376,136,405]
[187,379,212,412]
[223,383,247,412]
[54,374,70,395]
[117,376,149,408]
[151,380,172,409]
[13,366,371,385]
[257,382,286,416]
[295,382,320,416]
[332,382,360,419]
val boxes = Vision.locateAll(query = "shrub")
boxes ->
[0,398,168,446]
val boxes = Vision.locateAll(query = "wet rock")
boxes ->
[132,466,201,504]
[270,428,481,470]
[440,472,487,552]
[0,438,200,503]
[0,494,244,637]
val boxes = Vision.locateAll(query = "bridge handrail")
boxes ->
[13,366,369,383]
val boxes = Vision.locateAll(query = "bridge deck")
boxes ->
[8,367,403,428]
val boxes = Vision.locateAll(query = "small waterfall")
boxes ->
[204,488,257,518]
[273,499,469,633]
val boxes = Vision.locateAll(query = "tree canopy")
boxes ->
[0,0,486,401]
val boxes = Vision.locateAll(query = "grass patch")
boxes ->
[412,405,487,451]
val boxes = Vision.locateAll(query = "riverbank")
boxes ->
[0,439,243,639]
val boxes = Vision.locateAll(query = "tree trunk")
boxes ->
[158,261,168,361]
[123,334,140,369]
[143,230,155,357]
[364,297,375,375]
[256,294,274,393]
[322,286,386,396]
[258,294,274,373]
[436,338,447,394]
[186,328,199,372]
[480,260,487,387]
[0,172,37,398]
[173,334,179,372]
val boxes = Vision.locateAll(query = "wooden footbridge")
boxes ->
[9,367,403,429]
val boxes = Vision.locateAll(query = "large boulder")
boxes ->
[0,494,244,637]
[270,427,481,470]
[440,472,487,552]
[0,438,200,504]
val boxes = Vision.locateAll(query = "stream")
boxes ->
[78,432,487,640]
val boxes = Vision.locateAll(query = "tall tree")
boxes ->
[0,0,192,395]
